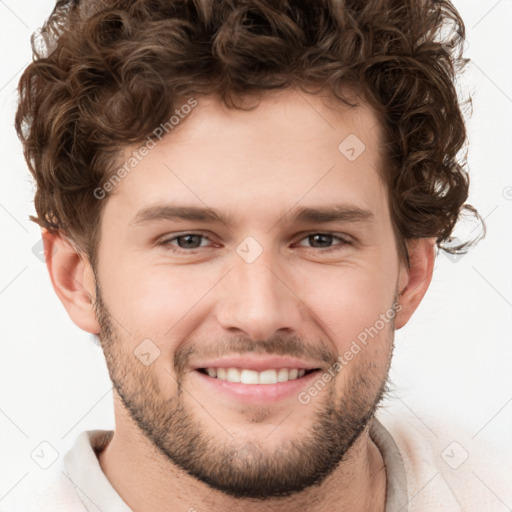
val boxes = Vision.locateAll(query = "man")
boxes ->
[14,0,505,511]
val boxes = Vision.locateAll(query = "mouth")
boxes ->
[196,367,319,384]
[190,356,325,403]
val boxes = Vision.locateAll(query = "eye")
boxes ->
[296,233,351,251]
[160,233,213,251]
[157,232,351,254]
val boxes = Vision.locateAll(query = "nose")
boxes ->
[214,249,304,342]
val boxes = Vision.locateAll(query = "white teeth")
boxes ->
[226,368,241,383]
[277,368,288,382]
[259,369,277,384]
[240,369,259,384]
[204,367,310,384]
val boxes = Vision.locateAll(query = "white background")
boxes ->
[0,0,511,509]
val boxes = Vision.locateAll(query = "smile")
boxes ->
[197,367,317,384]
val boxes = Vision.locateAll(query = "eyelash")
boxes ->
[158,232,352,253]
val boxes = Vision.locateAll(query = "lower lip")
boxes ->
[191,369,321,404]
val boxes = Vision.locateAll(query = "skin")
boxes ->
[44,88,435,512]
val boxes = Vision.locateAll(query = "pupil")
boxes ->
[178,234,202,249]
[309,234,332,248]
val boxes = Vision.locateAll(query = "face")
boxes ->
[92,89,406,499]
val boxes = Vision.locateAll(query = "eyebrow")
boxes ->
[130,204,375,227]
[286,205,375,224]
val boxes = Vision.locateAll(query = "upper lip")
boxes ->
[192,355,323,372]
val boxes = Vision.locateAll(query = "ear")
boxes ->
[42,228,100,334]
[395,237,436,329]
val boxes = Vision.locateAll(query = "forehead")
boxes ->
[106,89,388,227]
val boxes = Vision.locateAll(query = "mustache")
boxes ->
[174,335,338,375]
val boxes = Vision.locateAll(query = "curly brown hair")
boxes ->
[15,0,483,268]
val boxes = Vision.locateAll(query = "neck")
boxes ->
[97,414,387,512]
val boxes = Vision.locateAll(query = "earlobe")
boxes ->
[395,237,436,330]
[42,229,100,334]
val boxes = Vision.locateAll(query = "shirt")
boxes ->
[11,409,511,511]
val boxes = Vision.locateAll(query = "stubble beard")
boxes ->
[94,284,394,500]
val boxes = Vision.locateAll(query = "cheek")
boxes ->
[103,262,217,338]
[296,262,397,352]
